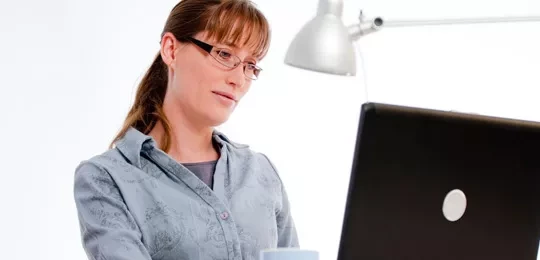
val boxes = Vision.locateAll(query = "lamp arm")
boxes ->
[348,11,385,41]
[383,15,540,27]
[346,11,540,41]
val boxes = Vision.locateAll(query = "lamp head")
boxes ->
[284,0,356,76]
[284,0,384,76]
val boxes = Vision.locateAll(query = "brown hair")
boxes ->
[110,0,271,152]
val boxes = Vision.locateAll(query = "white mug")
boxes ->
[260,248,319,260]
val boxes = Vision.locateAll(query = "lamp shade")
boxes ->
[284,12,357,76]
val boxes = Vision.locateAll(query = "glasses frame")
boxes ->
[183,36,262,80]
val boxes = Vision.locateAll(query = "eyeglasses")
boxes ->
[183,36,262,80]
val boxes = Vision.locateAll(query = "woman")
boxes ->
[73,0,299,259]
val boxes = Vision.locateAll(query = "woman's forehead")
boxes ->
[201,27,268,58]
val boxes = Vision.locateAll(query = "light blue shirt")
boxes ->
[73,127,299,260]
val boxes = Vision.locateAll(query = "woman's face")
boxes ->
[161,31,262,128]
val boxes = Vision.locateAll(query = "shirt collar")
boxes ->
[114,127,248,168]
[114,127,156,168]
[212,129,249,149]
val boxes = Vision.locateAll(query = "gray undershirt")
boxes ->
[182,160,217,188]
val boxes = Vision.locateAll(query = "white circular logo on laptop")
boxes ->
[442,189,467,222]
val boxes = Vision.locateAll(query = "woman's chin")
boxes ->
[204,110,233,127]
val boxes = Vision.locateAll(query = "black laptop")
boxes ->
[337,102,540,260]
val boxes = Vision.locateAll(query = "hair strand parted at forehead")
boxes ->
[204,0,270,58]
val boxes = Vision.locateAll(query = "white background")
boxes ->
[1,0,540,259]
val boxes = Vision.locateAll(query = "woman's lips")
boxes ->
[212,91,236,101]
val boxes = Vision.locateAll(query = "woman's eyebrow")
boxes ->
[216,39,260,60]
[221,40,239,48]
[220,44,259,60]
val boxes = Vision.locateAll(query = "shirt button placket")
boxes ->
[220,211,229,220]
[218,210,237,259]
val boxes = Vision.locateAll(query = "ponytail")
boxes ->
[110,52,173,152]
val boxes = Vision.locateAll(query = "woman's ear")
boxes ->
[160,32,179,69]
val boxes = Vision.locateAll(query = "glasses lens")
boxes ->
[211,49,261,80]
[212,49,240,68]
[244,65,261,80]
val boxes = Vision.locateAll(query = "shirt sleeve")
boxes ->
[73,161,152,260]
[261,154,300,248]
[276,181,300,248]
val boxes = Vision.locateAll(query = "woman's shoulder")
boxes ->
[74,147,131,179]
[213,130,283,179]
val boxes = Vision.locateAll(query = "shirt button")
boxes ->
[220,211,229,220]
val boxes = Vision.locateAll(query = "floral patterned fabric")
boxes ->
[73,127,299,260]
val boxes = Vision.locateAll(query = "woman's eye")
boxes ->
[218,50,232,59]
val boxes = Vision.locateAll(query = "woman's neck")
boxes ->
[148,106,219,164]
